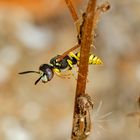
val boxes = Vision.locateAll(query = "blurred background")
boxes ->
[0,0,140,140]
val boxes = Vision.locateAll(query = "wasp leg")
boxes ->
[68,67,89,83]
[68,69,77,80]
[69,52,80,61]
[53,68,71,79]
[67,59,74,69]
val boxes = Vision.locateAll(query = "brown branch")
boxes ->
[76,0,97,96]
[57,44,79,62]
[57,1,110,62]
[65,0,79,31]
[65,0,79,21]
[56,0,79,63]
[71,0,97,139]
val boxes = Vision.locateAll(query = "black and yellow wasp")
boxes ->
[19,52,102,85]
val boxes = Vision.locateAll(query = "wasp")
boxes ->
[19,52,102,85]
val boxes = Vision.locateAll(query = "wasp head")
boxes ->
[38,64,54,84]
[19,64,54,85]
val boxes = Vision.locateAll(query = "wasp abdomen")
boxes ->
[89,54,103,65]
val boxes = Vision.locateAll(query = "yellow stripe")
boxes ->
[89,54,103,65]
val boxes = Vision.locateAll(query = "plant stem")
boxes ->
[57,44,79,62]
[65,0,79,21]
[65,0,79,31]
[76,0,97,97]
[71,0,97,139]
[58,1,110,62]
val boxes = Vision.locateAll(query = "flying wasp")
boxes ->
[19,52,102,85]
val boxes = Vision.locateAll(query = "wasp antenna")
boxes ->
[19,71,40,74]
[34,76,42,85]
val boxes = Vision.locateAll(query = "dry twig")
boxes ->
[57,1,110,62]
[71,0,97,139]
[63,1,110,139]
[75,0,96,97]
[65,0,79,31]
[56,44,80,62]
